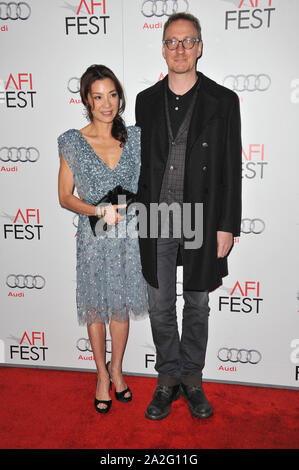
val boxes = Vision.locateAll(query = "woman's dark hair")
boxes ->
[80,64,127,147]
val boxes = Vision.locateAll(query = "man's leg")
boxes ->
[180,289,213,418]
[145,236,181,419]
[180,290,210,384]
[147,236,181,384]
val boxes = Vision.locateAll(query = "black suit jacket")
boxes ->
[135,72,242,291]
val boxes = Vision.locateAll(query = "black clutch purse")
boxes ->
[89,185,136,236]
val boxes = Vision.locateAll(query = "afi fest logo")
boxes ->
[140,72,165,89]
[3,208,43,240]
[143,343,156,370]
[63,0,110,35]
[242,143,268,179]
[219,281,263,314]
[224,0,276,30]
[10,331,48,362]
[0,73,36,108]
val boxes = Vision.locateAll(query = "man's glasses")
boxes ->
[162,38,201,50]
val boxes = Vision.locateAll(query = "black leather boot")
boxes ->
[181,383,213,418]
[145,384,181,420]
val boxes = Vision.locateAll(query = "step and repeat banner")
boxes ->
[1,0,298,389]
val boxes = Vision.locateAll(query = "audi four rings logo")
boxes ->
[77,338,92,352]
[141,0,189,17]
[0,147,40,162]
[6,274,46,289]
[217,348,262,364]
[241,218,265,234]
[77,338,111,353]
[223,74,271,92]
[67,77,80,94]
[0,2,31,20]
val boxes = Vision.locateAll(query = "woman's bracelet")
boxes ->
[95,205,106,219]
[95,206,102,218]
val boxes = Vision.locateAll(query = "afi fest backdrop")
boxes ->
[1,0,299,390]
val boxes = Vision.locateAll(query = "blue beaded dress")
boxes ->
[58,126,148,325]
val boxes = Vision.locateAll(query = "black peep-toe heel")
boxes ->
[94,397,112,414]
[115,386,132,402]
[106,361,132,402]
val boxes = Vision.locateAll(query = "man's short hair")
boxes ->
[163,12,202,41]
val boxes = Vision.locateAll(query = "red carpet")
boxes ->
[0,366,298,450]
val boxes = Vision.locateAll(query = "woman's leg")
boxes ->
[87,321,111,409]
[109,318,131,397]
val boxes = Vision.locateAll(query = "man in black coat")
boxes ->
[135,12,242,420]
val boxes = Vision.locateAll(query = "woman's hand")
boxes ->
[101,204,127,226]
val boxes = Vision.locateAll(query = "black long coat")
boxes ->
[135,72,242,292]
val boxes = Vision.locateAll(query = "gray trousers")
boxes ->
[147,234,210,387]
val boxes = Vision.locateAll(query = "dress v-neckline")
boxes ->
[76,129,124,171]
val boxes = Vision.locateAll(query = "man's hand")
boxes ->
[217,231,233,258]
[103,204,127,226]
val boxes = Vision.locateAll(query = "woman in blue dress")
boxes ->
[58,65,148,414]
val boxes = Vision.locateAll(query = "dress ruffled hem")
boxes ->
[77,303,149,326]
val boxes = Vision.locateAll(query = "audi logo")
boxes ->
[77,338,92,352]
[223,74,271,92]
[77,338,111,353]
[67,77,80,94]
[141,0,189,18]
[217,348,262,364]
[6,274,46,289]
[0,2,31,20]
[241,218,265,234]
[0,147,40,163]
